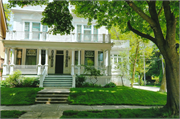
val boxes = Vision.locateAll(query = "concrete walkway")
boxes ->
[133,85,161,92]
[1,104,162,119]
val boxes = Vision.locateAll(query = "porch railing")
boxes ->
[6,31,111,43]
[39,68,46,87]
[14,65,38,74]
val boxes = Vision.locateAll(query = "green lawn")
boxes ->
[1,87,43,105]
[1,110,26,118]
[68,86,167,105]
[61,108,179,118]
[146,84,161,87]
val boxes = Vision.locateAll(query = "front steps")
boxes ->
[35,89,70,104]
[43,75,72,87]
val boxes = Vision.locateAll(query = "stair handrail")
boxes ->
[39,68,47,87]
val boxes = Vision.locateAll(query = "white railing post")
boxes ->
[103,34,105,43]
[38,49,42,75]
[10,48,15,75]
[72,75,76,87]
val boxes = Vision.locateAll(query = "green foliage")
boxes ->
[83,65,101,76]
[0,80,10,87]
[82,82,102,88]
[75,74,86,87]
[1,111,26,118]
[69,86,166,105]
[3,3,12,27]
[1,87,43,105]
[104,82,116,88]
[6,70,22,87]
[61,108,179,118]
[41,1,74,35]
[4,70,39,87]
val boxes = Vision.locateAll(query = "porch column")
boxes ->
[107,50,111,76]
[71,49,75,75]
[2,47,9,75]
[10,48,15,75]
[78,49,81,75]
[103,50,106,75]
[45,49,48,75]
[37,49,41,75]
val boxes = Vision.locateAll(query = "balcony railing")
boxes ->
[6,31,111,43]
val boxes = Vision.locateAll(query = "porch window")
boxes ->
[98,51,103,67]
[32,23,40,40]
[24,22,30,39]
[75,51,81,65]
[85,51,94,66]
[84,25,91,41]
[41,50,45,65]
[16,49,22,65]
[25,49,37,65]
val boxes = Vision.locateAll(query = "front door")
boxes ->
[55,55,64,74]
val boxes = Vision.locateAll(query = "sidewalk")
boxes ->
[133,85,161,92]
[1,104,162,119]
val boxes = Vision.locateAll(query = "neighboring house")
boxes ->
[2,4,130,87]
[0,0,8,79]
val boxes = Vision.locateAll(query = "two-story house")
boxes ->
[2,4,130,87]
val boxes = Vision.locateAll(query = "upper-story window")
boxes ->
[24,22,47,40]
[76,25,98,42]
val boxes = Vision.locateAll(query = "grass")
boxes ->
[1,87,43,105]
[68,86,167,105]
[146,84,161,87]
[61,108,179,118]
[1,110,26,118]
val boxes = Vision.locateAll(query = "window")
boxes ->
[85,51,94,66]
[16,49,22,65]
[51,50,54,67]
[84,25,91,41]
[24,22,30,39]
[41,50,45,65]
[98,51,103,67]
[93,25,98,41]
[77,25,82,41]
[26,49,37,65]
[42,25,47,40]
[75,51,81,65]
[32,23,40,40]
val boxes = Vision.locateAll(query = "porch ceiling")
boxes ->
[3,40,114,50]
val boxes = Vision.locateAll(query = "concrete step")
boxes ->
[36,94,69,97]
[43,82,72,84]
[36,97,68,101]
[45,77,72,80]
[46,75,72,78]
[44,80,72,82]
[35,101,68,104]
[43,84,72,87]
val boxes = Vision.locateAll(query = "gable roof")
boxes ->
[0,0,8,39]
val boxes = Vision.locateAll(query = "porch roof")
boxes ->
[3,40,114,50]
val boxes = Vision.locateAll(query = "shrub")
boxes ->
[76,74,86,87]
[104,82,116,88]
[0,80,10,87]
[6,70,22,87]
[21,77,39,87]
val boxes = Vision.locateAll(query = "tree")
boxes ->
[3,3,12,27]
[116,52,130,86]
[8,0,179,115]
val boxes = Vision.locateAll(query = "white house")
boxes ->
[2,4,130,87]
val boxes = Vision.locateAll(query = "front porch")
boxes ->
[2,41,113,87]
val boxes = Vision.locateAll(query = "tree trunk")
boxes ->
[159,71,166,92]
[121,76,124,86]
[131,41,139,87]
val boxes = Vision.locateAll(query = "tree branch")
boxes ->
[158,5,163,17]
[127,21,156,44]
[126,1,156,27]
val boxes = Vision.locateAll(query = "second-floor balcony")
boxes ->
[6,31,111,43]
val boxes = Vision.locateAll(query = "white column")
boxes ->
[95,50,98,68]
[71,49,75,75]
[37,49,41,75]
[107,50,111,76]
[10,48,15,74]
[78,49,81,75]
[45,49,48,75]
[2,48,9,75]
[103,50,106,75]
